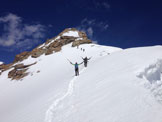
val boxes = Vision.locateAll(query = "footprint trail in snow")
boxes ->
[45,68,86,122]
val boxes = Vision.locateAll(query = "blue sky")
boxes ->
[0,0,162,63]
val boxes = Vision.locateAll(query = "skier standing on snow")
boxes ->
[69,61,83,76]
[82,57,91,67]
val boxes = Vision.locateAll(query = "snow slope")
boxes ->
[0,44,162,122]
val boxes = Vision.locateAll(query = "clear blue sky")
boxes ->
[0,0,162,63]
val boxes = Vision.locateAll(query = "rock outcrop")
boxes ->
[8,68,28,80]
[31,48,47,58]
[0,63,13,72]
[8,62,36,80]
[72,39,92,47]
[14,51,30,63]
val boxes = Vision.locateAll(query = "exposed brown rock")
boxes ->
[72,39,92,47]
[45,49,53,55]
[78,31,88,39]
[14,51,30,63]
[14,62,36,69]
[80,39,92,44]
[8,62,36,80]
[45,46,61,55]
[8,68,28,80]
[0,63,13,72]
[49,40,62,48]
[14,64,24,69]
[60,36,76,40]
[60,36,76,45]
[31,48,47,58]
[45,38,55,44]
[53,46,61,52]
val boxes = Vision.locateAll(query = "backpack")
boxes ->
[75,63,78,69]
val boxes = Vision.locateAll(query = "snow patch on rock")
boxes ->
[75,37,83,41]
[62,31,79,37]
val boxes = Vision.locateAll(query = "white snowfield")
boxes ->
[0,44,162,122]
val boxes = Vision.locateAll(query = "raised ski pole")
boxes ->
[67,58,72,64]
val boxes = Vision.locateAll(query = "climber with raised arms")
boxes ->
[68,60,83,76]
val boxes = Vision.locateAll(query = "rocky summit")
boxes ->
[0,28,92,80]
[15,28,92,61]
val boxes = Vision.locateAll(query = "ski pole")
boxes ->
[66,58,72,64]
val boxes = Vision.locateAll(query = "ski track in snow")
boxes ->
[45,68,86,122]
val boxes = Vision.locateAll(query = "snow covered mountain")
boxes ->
[0,28,162,122]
